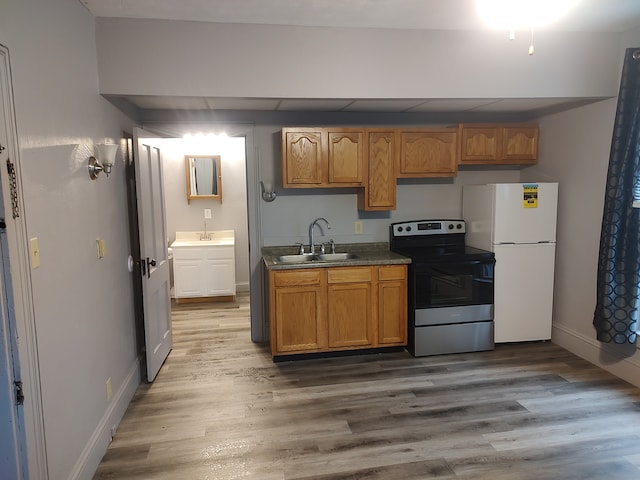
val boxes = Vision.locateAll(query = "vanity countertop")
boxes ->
[171,230,235,247]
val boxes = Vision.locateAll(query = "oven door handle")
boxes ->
[414,259,495,270]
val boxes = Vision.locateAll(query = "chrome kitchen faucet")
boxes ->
[308,217,331,254]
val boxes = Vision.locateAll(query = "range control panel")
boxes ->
[391,219,465,237]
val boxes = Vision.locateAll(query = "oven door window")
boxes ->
[413,260,494,308]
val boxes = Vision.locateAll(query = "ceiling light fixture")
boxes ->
[476,0,580,55]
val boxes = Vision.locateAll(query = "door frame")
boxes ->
[0,44,48,478]
[141,123,266,341]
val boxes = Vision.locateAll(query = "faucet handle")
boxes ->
[320,243,326,254]
[329,239,335,254]
[296,242,305,254]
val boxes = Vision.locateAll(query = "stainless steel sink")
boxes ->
[274,252,358,264]
[316,253,358,261]
[275,254,316,264]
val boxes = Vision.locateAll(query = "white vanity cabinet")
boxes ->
[171,230,236,301]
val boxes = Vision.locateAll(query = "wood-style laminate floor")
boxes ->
[94,294,640,479]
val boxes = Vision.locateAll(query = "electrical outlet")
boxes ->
[29,237,40,269]
[204,208,212,219]
[106,377,112,401]
[354,221,363,234]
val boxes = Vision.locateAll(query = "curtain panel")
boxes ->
[593,48,640,344]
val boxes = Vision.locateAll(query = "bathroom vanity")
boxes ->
[171,230,236,302]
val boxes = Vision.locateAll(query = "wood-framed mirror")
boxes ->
[185,155,222,204]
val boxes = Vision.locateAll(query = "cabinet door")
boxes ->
[173,260,203,298]
[327,283,373,348]
[203,245,235,296]
[327,267,373,348]
[459,126,500,164]
[204,259,235,296]
[501,126,538,163]
[273,286,325,353]
[270,269,326,355]
[327,129,364,185]
[398,130,457,177]
[282,128,326,186]
[377,266,407,345]
[360,130,396,211]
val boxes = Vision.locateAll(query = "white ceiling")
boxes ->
[80,0,640,33]
[84,0,640,115]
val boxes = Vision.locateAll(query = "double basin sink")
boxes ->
[275,252,358,264]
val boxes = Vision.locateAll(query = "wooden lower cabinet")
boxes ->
[269,265,407,356]
[327,267,373,348]
[378,265,408,345]
[270,269,326,354]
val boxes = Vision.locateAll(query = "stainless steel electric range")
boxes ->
[390,219,496,357]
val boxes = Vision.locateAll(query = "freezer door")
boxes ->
[493,183,558,244]
[493,243,556,343]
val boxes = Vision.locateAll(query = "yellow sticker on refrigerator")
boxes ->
[523,184,538,208]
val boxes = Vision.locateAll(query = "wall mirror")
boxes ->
[185,155,222,204]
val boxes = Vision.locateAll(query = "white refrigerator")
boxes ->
[463,182,558,343]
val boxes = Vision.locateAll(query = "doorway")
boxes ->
[134,123,264,348]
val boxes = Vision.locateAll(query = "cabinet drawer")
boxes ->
[274,269,322,287]
[378,265,406,281]
[327,267,372,284]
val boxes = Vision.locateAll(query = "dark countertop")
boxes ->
[262,242,411,271]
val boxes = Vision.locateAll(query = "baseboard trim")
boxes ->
[67,359,140,480]
[552,323,640,389]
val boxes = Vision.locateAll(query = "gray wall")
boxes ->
[1,0,138,478]
[95,18,622,101]
[527,29,640,386]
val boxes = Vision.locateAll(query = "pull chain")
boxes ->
[6,158,19,219]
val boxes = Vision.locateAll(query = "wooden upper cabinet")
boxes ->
[502,126,539,163]
[327,129,364,184]
[359,129,397,211]
[398,129,458,177]
[459,124,539,165]
[282,127,363,187]
[282,128,325,186]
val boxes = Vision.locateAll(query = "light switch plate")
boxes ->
[29,237,40,269]
[354,221,363,234]
[96,239,106,258]
[204,208,212,219]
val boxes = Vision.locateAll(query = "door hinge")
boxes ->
[14,380,24,406]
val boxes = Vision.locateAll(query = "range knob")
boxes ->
[406,226,412,232]
[456,223,463,229]
[448,224,454,230]
[397,226,403,232]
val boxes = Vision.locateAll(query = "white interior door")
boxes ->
[133,127,172,381]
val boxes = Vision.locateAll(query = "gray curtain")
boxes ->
[593,48,640,344]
